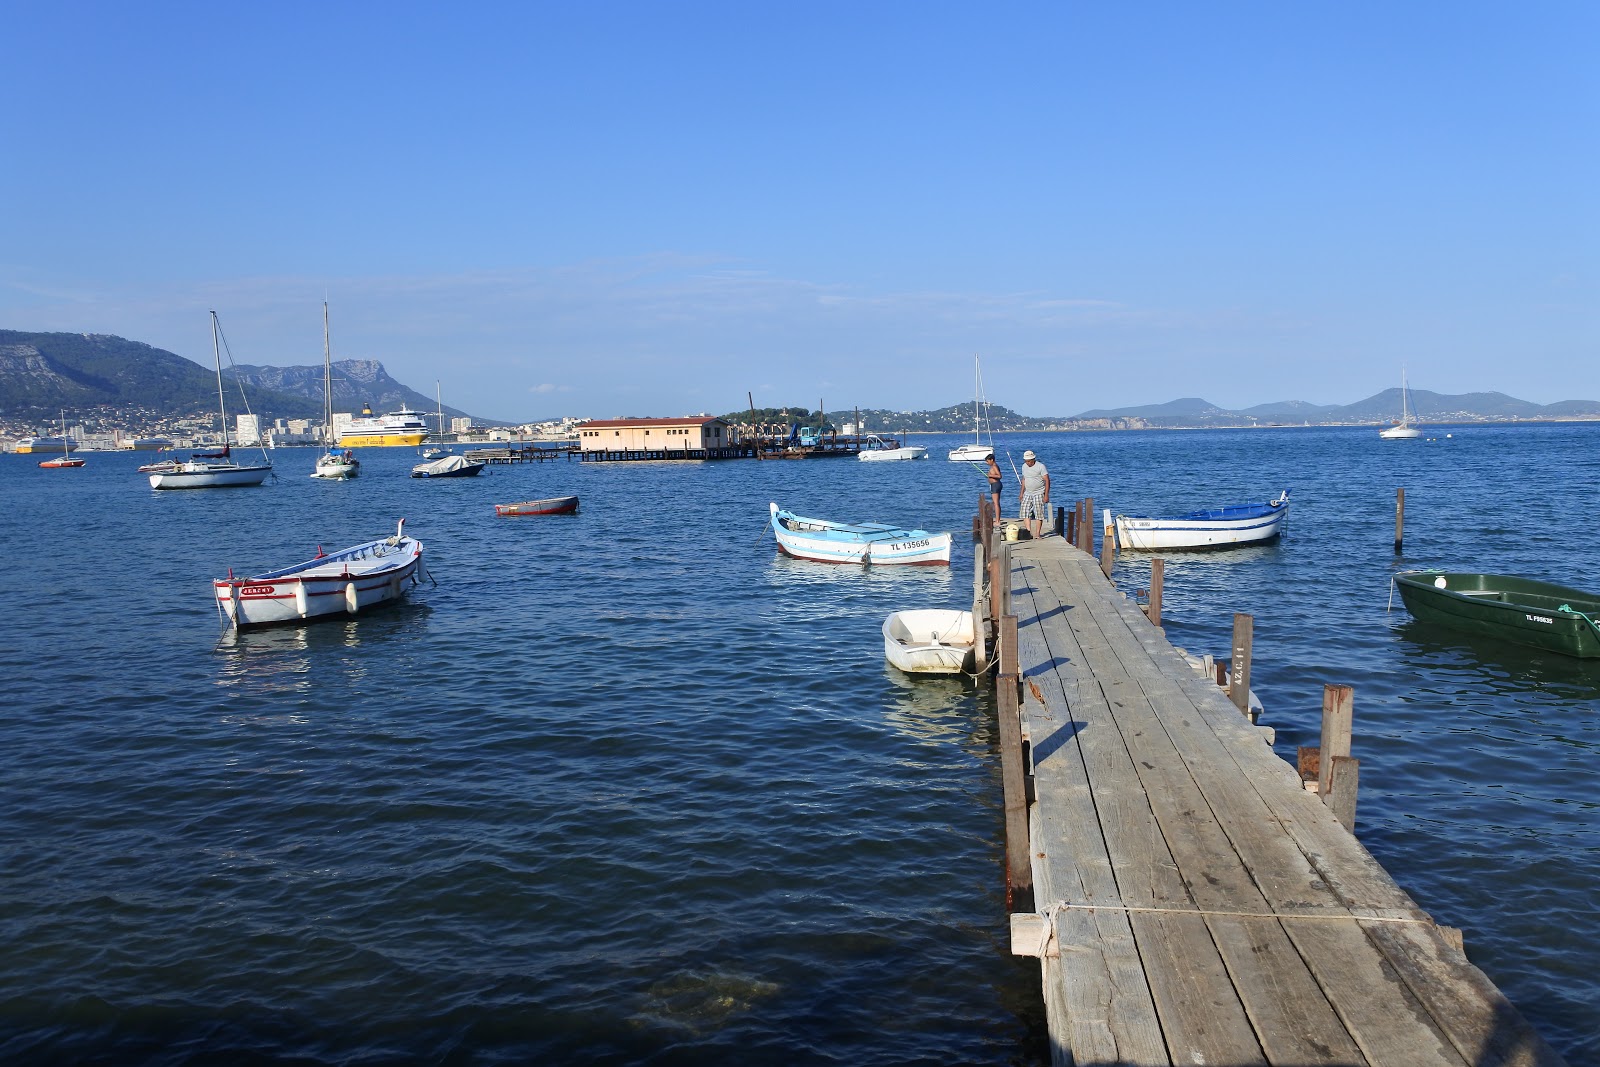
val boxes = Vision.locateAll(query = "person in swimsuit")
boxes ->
[985,453,1003,522]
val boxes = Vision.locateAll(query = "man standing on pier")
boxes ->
[1018,449,1051,538]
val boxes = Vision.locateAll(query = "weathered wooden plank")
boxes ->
[1363,919,1568,1067]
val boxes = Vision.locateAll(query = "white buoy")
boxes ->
[345,581,360,614]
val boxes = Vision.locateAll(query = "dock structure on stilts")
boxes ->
[972,499,1565,1067]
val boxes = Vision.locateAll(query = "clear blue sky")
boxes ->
[3,2,1595,421]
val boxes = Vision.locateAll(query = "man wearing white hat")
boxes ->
[1018,449,1050,538]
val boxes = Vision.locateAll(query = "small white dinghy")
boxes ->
[883,609,977,674]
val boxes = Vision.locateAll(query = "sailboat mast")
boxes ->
[436,381,444,436]
[210,310,230,447]
[323,301,334,445]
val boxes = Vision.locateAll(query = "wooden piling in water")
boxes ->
[1395,487,1406,553]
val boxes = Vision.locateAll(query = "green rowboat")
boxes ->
[1394,571,1600,658]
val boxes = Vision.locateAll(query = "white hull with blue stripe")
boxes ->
[770,503,951,566]
[1114,491,1289,551]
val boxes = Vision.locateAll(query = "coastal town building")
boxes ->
[577,416,735,453]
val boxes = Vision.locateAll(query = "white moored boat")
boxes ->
[149,311,273,490]
[311,302,360,480]
[857,434,927,462]
[1379,369,1423,439]
[948,355,995,462]
[411,454,484,478]
[214,520,425,627]
[1114,491,1289,551]
[883,609,976,674]
[769,503,951,565]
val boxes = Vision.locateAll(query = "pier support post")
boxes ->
[1054,505,1064,538]
[1082,497,1096,553]
[1148,558,1163,628]
[1228,613,1253,713]
[1318,685,1354,796]
[1065,507,1077,547]
[996,613,1033,911]
[1394,488,1405,554]
[1099,508,1115,579]
[1327,755,1360,832]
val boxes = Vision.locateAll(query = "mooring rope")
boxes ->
[1557,603,1600,642]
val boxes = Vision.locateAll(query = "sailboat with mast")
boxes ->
[147,312,274,489]
[37,412,86,468]
[1379,369,1423,440]
[312,302,360,479]
[948,356,995,462]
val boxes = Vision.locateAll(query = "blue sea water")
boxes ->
[1,425,1595,1065]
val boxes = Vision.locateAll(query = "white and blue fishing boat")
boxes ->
[769,503,951,565]
[1114,490,1289,551]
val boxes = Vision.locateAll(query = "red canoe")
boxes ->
[495,496,579,516]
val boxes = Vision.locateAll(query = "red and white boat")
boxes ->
[214,520,425,627]
[495,496,579,516]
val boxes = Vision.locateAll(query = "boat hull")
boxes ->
[883,610,976,673]
[215,532,424,627]
[947,444,991,462]
[1380,424,1422,439]
[411,456,484,477]
[149,463,273,489]
[312,454,361,479]
[1115,493,1288,551]
[495,496,579,516]
[1395,571,1600,658]
[338,430,429,448]
[770,503,951,565]
[15,437,77,454]
[858,446,928,461]
[39,458,86,468]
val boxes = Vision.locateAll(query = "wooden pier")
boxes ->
[461,446,572,463]
[977,514,1566,1066]
[574,434,898,462]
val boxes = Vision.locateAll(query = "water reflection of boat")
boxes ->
[1393,618,1600,693]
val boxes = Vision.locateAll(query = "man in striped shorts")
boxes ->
[1018,449,1051,538]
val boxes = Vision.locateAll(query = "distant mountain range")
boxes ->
[1070,392,1600,425]
[0,330,477,425]
[3,328,1597,431]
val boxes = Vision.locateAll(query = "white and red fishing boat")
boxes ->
[495,496,579,516]
[214,520,425,627]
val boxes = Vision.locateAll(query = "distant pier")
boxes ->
[575,434,898,462]
[975,506,1567,1066]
